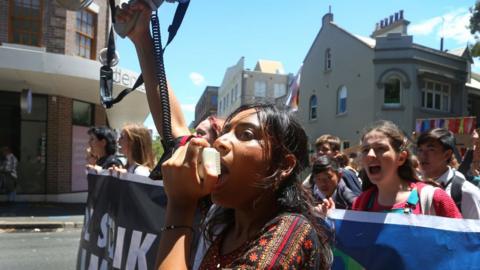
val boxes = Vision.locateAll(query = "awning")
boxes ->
[0,44,149,129]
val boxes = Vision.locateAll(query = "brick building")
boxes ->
[0,1,148,202]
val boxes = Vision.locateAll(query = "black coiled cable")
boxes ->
[150,10,174,149]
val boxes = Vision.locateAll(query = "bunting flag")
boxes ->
[439,119,445,129]
[459,118,465,135]
[285,65,302,112]
[444,119,450,130]
[415,120,422,133]
[415,117,477,134]
[434,119,441,129]
[330,210,480,270]
[464,117,477,134]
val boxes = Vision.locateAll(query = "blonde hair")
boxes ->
[122,124,155,170]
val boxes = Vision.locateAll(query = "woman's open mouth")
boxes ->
[215,163,230,189]
[368,165,381,175]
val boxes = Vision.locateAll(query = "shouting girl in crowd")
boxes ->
[352,120,461,218]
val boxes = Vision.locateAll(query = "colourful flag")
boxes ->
[423,119,430,131]
[285,65,302,112]
[430,119,436,130]
[451,118,461,133]
[439,119,445,129]
[415,120,422,133]
[459,118,465,134]
[463,117,476,134]
[444,119,450,130]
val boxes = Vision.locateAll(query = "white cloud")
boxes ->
[441,9,473,43]
[181,103,196,113]
[410,17,442,36]
[410,8,474,44]
[189,72,205,86]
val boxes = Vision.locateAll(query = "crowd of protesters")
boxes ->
[72,1,480,269]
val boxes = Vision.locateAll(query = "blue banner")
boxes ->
[329,210,480,270]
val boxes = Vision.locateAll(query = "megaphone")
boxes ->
[55,0,94,11]
[114,0,179,38]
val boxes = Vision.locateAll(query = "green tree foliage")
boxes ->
[152,135,164,162]
[469,1,480,56]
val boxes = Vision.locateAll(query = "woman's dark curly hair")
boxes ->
[88,126,117,156]
[201,104,332,267]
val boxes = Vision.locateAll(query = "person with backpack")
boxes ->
[417,128,480,219]
[312,134,362,195]
[352,121,461,218]
[310,155,357,209]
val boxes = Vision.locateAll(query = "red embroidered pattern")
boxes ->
[198,213,325,269]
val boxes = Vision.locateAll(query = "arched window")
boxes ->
[384,77,401,105]
[309,95,317,120]
[337,86,347,114]
[325,48,332,71]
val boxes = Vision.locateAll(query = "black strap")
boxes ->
[100,0,190,109]
[165,0,190,48]
[451,174,465,213]
[102,75,144,109]
[107,0,116,66]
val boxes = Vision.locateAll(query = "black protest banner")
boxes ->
[76,172,167,270]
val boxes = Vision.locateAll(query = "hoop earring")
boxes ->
[252,196,262,210]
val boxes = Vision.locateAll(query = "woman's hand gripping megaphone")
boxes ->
[114,0,156,39]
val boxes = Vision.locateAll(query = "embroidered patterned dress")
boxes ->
[198,213,328,269]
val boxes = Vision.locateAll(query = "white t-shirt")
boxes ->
[127,164,151,177]
[436,166,480,219]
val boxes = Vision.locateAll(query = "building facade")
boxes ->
[0,0,148,202]
[297,11,476,149]
[217,57,289,118]
[193,86,218,127]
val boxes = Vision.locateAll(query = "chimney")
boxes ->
[322,12,334,26]
[371,10,410,38]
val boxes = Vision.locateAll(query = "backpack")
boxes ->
[450,175,465,214]
[419,184,438,215]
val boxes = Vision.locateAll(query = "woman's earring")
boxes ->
[252,196,261,210]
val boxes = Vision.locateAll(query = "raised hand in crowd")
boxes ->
[116,1,190,141]
[314,197,336,218]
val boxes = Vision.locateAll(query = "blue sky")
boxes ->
[114,0,477,134]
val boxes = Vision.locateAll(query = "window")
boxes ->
[384,78,401,105]
[309,95,317,120]
[421,80,450,112]
[211,95,217,106]
[73,100,93,126]
[9,0,43,46]
[325,48,332,71]
[218,100,222,114]
[274,83,286,98]
[236,84,241,98]
[76,10,97,59]
[254,81,267,97]
[337,86,347,114]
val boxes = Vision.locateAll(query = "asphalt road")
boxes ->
[0,228,81,270]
